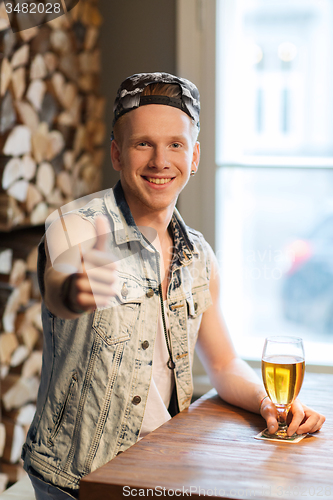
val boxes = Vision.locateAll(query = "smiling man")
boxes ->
[22,73,325,500]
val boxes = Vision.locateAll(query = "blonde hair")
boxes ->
[113,83,199,145]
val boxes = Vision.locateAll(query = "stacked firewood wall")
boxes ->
[0,0,105,228]
[0,226,44,490]
[0,0,105,490]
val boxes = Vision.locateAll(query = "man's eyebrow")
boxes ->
[169,135,188,142]
[129,135,148,142]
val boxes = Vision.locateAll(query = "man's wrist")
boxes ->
[259,395,270,412]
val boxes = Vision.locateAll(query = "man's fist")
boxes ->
[61,215,117,314]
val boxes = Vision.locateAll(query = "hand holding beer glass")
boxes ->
[261,336,305,439]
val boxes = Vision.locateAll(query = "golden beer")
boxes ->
[262,355,305,407]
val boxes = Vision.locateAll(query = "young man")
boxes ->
[22,73,325,500]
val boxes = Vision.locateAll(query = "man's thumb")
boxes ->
[94,215,110,251]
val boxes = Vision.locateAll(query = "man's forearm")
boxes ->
[209,357,266,414]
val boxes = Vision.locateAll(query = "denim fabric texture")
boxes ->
[22,181,213,495]
[29,474,75,499]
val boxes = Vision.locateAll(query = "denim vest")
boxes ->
[22,182,212,496]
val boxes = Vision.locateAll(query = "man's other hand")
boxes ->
[260,397,325,436]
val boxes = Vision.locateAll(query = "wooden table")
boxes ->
[80,373,333,500]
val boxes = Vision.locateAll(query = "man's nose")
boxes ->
[148,146,169,169]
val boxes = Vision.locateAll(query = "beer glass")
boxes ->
[261,336,305,438]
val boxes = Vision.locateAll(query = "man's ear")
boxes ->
[111,140,122,172]
[191,141,200,174]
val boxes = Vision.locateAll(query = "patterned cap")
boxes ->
[111,72,200,138]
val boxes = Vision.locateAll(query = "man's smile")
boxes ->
[143,176,175,185]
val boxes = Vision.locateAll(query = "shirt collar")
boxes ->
[104,181,198,263]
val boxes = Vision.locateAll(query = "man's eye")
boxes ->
[138,142,148,147]
[171,143,181,148]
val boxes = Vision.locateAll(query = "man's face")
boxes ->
[111,104,200,216]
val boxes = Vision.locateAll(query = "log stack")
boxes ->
[0,0,105,230]
[0,0,105,491]
[0,225,44,490]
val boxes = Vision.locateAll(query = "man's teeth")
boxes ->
[146,177,172,185]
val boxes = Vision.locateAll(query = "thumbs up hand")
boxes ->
[63,215,117,314]
[93,215,109,252]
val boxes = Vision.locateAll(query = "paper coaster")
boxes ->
[254,428,308,443]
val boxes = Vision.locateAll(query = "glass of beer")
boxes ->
[261,336,305,438]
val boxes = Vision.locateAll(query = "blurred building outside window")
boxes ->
[216,0,333,366]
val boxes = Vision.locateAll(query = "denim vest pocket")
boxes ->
[186,284,212,318]
[92,277,143,346]
[47,371,78,448]
[186,284,212,349]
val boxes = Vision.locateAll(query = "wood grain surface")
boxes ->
[80,372,333,500]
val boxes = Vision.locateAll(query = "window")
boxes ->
[216,0,333,365]
[217,0,333,161]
